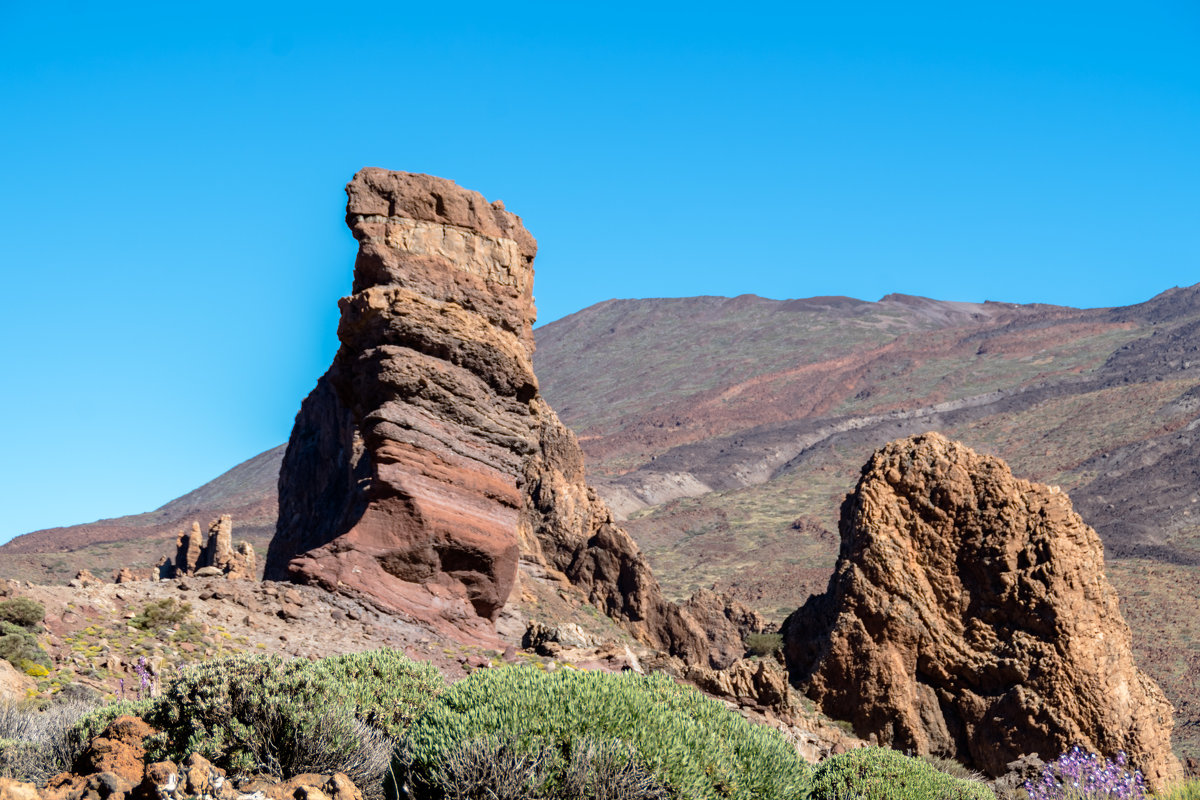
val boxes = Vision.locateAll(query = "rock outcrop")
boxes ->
[266,169,740,663]
[782,432,1182,787]
[169,516,256,580]
[0,659,34,702]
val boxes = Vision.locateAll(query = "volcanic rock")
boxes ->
[266,169,738,663]
[0,778,40,800]
[782,432,1182,787]
[683,657,791,710]
[169,517,256,580]
[0,659,34,701]
[174,524,204,576]
[77,716,154,785]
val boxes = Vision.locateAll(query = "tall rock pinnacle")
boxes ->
[267,169,735,662]
[782,432,1182,788]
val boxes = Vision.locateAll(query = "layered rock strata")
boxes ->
[782,432,1182,787]
[267,169,738,662]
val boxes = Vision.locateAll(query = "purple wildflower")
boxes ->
[134,657,155,700]
[1024,747,1146,800]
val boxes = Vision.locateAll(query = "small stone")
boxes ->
[0,777,41,800]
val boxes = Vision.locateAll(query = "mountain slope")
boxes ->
[533,284,1200,760]
[0,446,283,582]
[5,285,1198,760]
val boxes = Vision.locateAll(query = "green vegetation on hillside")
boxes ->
[0,596,50,674]
[810,747,994,800]
[402,665,810,800]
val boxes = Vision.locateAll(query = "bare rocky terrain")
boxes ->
[533,284,1200,764]
[4,266,1197,765]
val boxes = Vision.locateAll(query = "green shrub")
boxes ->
[129,598,191,631]
[745,632,784,658]
[0,738,55,783]
[559,737,671,800]
[400,665,811,800]
[810,747,995,800]
[308,649,446,741]
[1,696,101,779]
[134,649,443,786]
[69,699,154,756]
[0,598,45,630]
[920,753,988,783]
[0,621,50,670]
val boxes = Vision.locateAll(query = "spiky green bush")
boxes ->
[129,598,191,631]
[0,598,45,630]
[308,649,447,741]
[745,632,784,658]
[125,649,443,783]
[400,665,811,800]
[810,747,995,800]
[0,738,53,783]
[0,621,50,671]
[0,696,103,781]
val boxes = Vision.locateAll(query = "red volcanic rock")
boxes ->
[77,715,155,785]
[782,432,1182,788]
[267,169,735,662]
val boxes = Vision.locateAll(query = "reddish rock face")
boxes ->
[267,169,737,662]
[77,715,155,785]
[783,432,1182,788]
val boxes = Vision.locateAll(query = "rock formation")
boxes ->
[782,432,1182,787]
[169,516,256,579]
[267,169,741,663]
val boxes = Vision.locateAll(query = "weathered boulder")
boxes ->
[266,169,739,663]
[0,658,34,701]
[782,432,1182,787]
[76,715,156,786]
[683,657,791,710]
[68,570,99,589]
[0,778,40,800]
[110,568,157,584]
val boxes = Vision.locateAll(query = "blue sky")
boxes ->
[1,2,1198,543]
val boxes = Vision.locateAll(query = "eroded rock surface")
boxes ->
[169,517,256,580]
[782,432,1182,787]
[267,169,739,662]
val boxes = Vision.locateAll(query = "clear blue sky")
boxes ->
[2,2,1198,543]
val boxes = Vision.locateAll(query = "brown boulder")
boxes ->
[680,588,769,669]
[262,773,361,800]
[0,659,34,702]
[111,568,156,584]
[265,169,742,664]
[0,778,40,800]
[42,772,87,800]
[179,753,224,798]
[684,657,791,709]
[782,432,1182,788]
[68,570,99,589]
[78,716,155,785]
